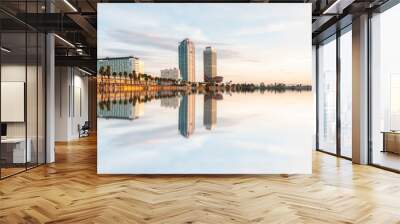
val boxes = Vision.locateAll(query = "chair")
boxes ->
[79,121,90,138]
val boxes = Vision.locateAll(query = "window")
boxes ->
[339,28,352,158]
[317,36,337,154]
[0,1,46,179]
[370,3,400,171]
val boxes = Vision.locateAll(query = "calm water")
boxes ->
[97,91,313,174]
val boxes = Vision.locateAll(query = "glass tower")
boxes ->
[203,46,217,82]
[178,95,195,137]
[203,94,217,130]
[178,38,195,82]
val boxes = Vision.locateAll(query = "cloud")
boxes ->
[100,47,151,58]
[102,27,232,53]
[234,21,305,37]
[217,49,241,59]
[99,26,233,59]
[97,4,311,83]
[108,29,178,52]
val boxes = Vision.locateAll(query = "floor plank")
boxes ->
[1,135,400,223]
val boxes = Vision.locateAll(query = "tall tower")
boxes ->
[178,94,195,138]
[203,94,217,130]
[203,46,217,82]
[178,38,195,82]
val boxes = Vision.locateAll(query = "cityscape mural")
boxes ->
[97,3,313,174]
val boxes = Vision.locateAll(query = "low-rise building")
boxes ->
[160,68,180,80]
[97,56,144,75]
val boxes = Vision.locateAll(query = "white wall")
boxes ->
[54,67,89,141]
[1,82,25,122]
[1,63,46,164]
[55,66,69,141]
[71,73,89,138]
[1,65,36,138]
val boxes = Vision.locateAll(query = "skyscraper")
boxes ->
[178,38,195,82]
[203,46,217,82]
[203,94,217,130]
[178,94,195,138]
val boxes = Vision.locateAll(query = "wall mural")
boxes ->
[97,3,313,174]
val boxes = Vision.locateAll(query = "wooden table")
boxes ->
[382,131,400,154]
[1,138,31,164]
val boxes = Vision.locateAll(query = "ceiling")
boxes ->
[0,0,394,74]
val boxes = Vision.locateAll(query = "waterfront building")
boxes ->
[203,46,217,82]
[134,102,145,118]
[134,59,144,75]
[178,38,195,82]
[160,68,180,80]
[97,56,144,75]
[178,94,195,137]
[97,100,144,120]
[161,97,180,109]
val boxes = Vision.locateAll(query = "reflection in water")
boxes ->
[178,94,196,137]
[204,94,217,130]
[97,99,144,120]
[97,91,222,137]
[97,90,313,174]
[97,90,180,120]
[161,97,180,109]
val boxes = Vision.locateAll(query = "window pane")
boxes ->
[38,33,46,165]
[1,31,27,177]
[318,37,337,154]
[0,0,46,179]
[371,3,400,170]
[27,31,38,169]
[340,29,352,158]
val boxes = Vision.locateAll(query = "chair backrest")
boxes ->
[82,121,90,129]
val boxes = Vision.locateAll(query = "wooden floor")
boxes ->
[373,151,400,171]
[0,167,26,178]
[1,135,400,223]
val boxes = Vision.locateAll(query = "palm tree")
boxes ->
[138,73,142,83]
[98,66,105,85]
[99,101,104,110]
[105,66,111,90]
[112,72,117,90]
[118,72,123,86]
[106,100,111,111]
[141,74,146,85]
[128,73,133,85]
[123,71,128,85]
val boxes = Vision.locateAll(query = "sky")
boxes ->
[98,4,312,84]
